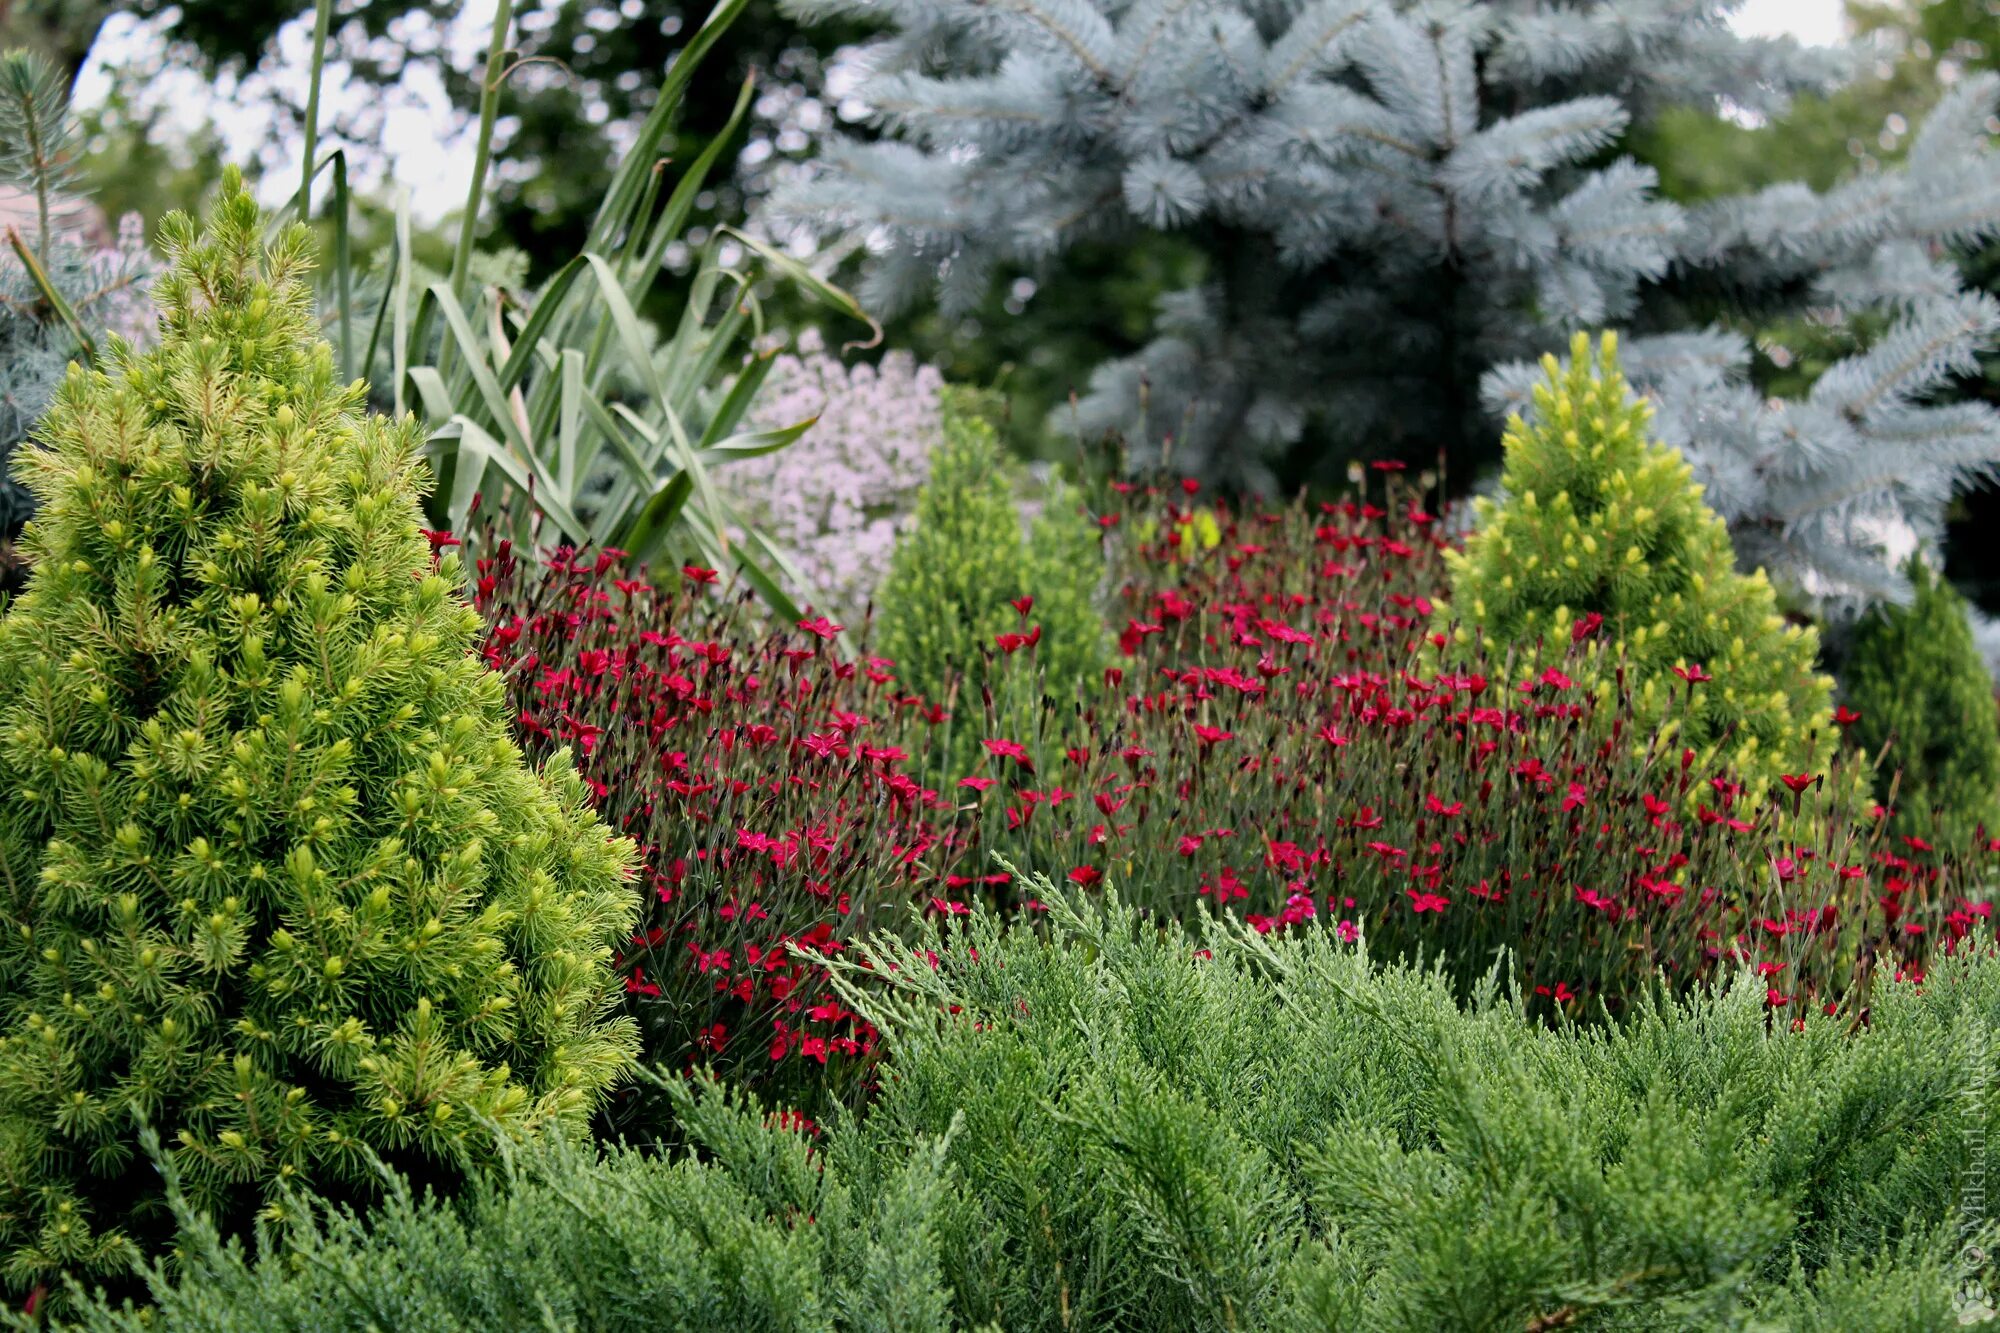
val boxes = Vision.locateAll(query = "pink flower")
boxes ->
[983,738,1032,764]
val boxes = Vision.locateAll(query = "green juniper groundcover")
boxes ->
[39,882,2000,1331]
[0,172,639,1302]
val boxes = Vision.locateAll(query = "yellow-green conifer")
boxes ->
[1437,332,1835,792]
[0,173,639,1298]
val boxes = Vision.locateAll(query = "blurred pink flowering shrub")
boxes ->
[725,329,945,619]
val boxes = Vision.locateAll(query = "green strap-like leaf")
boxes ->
[619,472,697,567]
[700,416,820,460]
[721,225,882,350]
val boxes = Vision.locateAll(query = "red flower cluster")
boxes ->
[474,475,1993,1125]
[475,543,981,1117]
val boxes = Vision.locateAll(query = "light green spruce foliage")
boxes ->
[0,172,639,1298]
[1843,557,2000,846]
[60,882,1997,1331]
[876,389,1102,748]
[1439,332,1836,792]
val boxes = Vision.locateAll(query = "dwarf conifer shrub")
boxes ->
[1843,558,2000,848]
[876,389,1103,754]
[0,172,639,1301]
[1439,332,1835,794]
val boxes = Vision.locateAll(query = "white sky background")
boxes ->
[75,0,1853,225]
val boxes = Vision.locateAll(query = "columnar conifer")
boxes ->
[1842,558,2000,847]
[877,390,1103,751]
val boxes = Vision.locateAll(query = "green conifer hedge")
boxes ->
[876,390,1102,762]
[1439,332,1836,794]
[0,172,639,1300]
[1843,557,2000,847]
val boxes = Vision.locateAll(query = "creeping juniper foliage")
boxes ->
[0,172,638,1300]
[54,888,1999,1331]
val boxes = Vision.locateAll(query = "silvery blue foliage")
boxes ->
[1485,74,2000,613]
[775,0,2000,614]
[776,0,1838,482]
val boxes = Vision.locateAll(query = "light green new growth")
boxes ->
[1439,332,1836,792]
[0,171,639,1298]
[1843,557,2000,847]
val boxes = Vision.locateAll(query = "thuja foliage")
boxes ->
[1843,557,2000,847]
[0,173,639,1300]
[875,388,1103,748]
[779,1,2000,612]
[61,888,2000,1331]
[1439,333,1835,793]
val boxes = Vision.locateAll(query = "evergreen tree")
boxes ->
[777,0,2000,613]
[876,389,1103,760]
[1439,332,1836,792]
[0,171,639,1300]
[0,48,150,594]
[1842,556,2000,847]
[1489,70,2000,614]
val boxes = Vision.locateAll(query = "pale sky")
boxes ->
[75,0,1854,225]
[1736,0,1849,47]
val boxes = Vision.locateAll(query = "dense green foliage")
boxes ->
[12,8,2000,1327]
[0,173,639,1301]
[53,885,2000,1330]
[1440,333,1836,792]
[1844,556,2000,846]
[284,0,876,625]
[876,389,1103,739]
